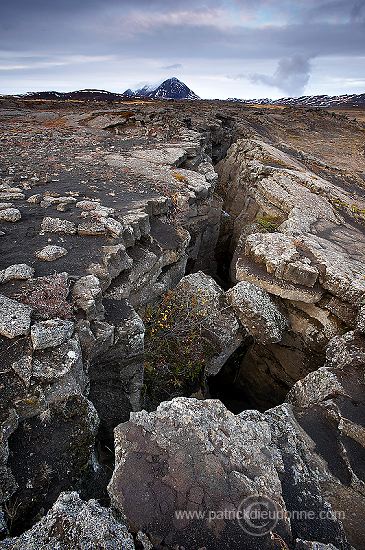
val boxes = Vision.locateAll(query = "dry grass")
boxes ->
[171,171,188,183]
[326,107,365,123]
[44,117,68,128]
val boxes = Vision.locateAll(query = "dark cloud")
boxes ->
[351,0,365,21]
[1,1,364,59]
[104,21,363,60]
[249,55,313,96]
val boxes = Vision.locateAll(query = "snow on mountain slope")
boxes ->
[124,78,200,100]
[227,92,365,107]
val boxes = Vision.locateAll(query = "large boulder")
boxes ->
[108,397,351,550]
[171,272,244,376]
[109,332,365,548]
[108,397,290,550]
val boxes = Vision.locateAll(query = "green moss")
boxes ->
[351,204,365,215]
[261,155,290,169]
[331,199,365,220]
[256,215,280,232]
[332,198,349,209]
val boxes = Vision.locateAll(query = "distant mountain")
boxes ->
[24,91,65,100]
[20,79,200,102]
[14,85,364,107]
[24,89,126,101]
[124,78,200,100]
[227,92,365,108]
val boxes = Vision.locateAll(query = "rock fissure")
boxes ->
[1,99,365,549]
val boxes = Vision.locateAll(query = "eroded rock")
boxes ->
[35,245,68,261]
[171,272,244,376]
[0,264,34,284]
[214,133,365,412]
[30,319,74,350]
[226,281,288,344]
[40,217,76,235]
[0,295,32,338]
[109,395,352,549]
[88,299,145,442]
[0,491,135,550]
[109,397,289,550]
[0,209,21,222]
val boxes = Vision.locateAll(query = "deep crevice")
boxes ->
[1,113,323,539]
[207,342,254,413]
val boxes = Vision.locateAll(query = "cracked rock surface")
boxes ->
[110,326,365,549]
[0,97,364,549]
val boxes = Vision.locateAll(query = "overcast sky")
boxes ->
[1,0,364,98]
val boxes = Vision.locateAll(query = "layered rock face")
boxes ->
[216,131,365,408]
[0,276,99,530]
[0,99,232,530]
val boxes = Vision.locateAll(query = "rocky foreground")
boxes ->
[0,97,364,549]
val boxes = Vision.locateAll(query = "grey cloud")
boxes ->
[161,64,183,70]
[249,55,313,96]
[304,0,365,22]
[1,19,364,60]
[351,0,365,21]
[0,0,222,21]
[108,22,364,60]
[1,0,364,60]
[1,0,364,97]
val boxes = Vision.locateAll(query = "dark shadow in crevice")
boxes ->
[207,342,258,414]
[207,339,298,414]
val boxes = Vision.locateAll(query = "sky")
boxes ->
[1,0,365,99]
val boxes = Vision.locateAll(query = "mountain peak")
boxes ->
[124,77,200,100]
